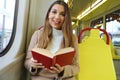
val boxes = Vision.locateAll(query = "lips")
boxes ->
[53,20,61,25]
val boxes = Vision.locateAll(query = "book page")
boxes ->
[32,48,54,58]
[55,47,74,55]
[32,47,74,58]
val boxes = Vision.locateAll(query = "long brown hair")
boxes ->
[38,0,74,49]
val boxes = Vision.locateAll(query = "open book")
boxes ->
[31,47,75,69]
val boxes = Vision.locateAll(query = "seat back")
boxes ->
[77,28,116,80]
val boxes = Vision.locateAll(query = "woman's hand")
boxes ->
[30,57,45,69]
[47,64,64,74]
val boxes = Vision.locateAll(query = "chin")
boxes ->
[53,27,61,30]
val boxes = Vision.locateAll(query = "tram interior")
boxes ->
[0,0,120,80]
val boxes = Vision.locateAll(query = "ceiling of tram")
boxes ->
[69,0,120,21]
[70,0,97,19]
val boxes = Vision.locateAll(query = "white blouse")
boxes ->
[47,28,63,54]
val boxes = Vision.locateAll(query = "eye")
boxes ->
[61,13,65,16]
[51,10,57,14]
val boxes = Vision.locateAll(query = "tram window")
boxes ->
[106,9,120,46]
[0,0,18,56]
[91,17,104,35]
[91,17,104,29]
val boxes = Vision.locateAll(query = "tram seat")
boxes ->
[102,34,120,59]
[76,28,116,80]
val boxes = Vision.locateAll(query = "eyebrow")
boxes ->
[51,8,65,13]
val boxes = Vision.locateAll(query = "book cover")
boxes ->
[31,47,75,69]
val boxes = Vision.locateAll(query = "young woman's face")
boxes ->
[48,4,65,30]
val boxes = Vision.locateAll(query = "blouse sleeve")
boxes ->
[24,30,41,75]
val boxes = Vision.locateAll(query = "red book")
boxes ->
[31,47,75,69]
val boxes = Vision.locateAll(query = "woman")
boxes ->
[24,0,80,80]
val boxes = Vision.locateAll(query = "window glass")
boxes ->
[91,17,104,36]
[91,17,104,29]
[106,9,120,46]
[0,0,16,55]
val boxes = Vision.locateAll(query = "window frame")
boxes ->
[0,0,19,57]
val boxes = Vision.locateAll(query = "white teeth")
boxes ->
[55,22,59,24]
[53,20,60,24]
[54,20,60,24]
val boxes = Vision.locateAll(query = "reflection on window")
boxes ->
[0,0,16,55]
[91,17,104,35]
[106,9,120,46]
[91,17,104,29]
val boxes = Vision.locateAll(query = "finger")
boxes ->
[31,58,42,66]
[47,68,56,73]
[34,63,43,66]
[35,65,45,68]
[32,63,45,69]
[31,58,38,63]
[55,64,64,72]
[55,64,61,70]
[50,66,60,73]
[31,61,44,68]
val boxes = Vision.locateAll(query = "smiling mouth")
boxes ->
[53,20,61,25]
[54,20,61,23]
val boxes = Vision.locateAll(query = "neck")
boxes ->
[52,28,62,37]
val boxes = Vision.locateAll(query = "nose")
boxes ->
[55,13,60,19]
